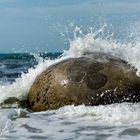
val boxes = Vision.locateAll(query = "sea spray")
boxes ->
[64,26,140,75]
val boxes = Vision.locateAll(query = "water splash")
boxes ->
[64,26,140,75]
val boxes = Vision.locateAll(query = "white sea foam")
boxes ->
[0,63,6,69]
[53,103,140,125]
[2,104,140,139]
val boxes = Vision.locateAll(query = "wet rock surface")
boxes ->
[1,97,28,109]
[27,53,140,112]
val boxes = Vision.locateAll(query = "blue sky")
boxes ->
[0,0,140,53]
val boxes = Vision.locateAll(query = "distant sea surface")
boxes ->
[0,53,61,84]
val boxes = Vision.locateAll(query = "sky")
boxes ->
[0,0,140,53]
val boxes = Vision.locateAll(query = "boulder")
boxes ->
[27,53,140,112]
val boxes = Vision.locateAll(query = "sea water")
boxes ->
[1,28,140,140]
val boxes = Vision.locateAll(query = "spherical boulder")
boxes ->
[28,53,140,112]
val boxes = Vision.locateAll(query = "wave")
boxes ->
[0,26,140,105]
[40,103,140,125]
[0,103,140,137]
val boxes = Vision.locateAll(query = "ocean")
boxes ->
[1,30,140,140]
